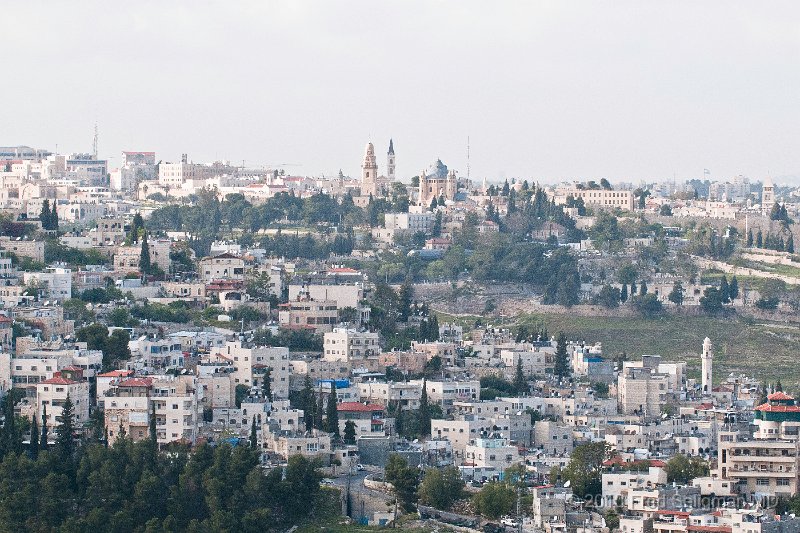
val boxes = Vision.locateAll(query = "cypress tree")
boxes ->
[315,390,324,430]
[149,402,157,445]
[395,401,404,437]
[40,199,51,230]
[139,231,151,274]
[729,276,739,300]
[620,284,628,303]
[302,375,314,432]
[51,202,58,231]
[630,282,637,296]
[419,378,431,437]
[720,276,730,303]
[40,405,48,451]
[29,413,39,459]
[554,332,570,379]
[757,229,763,248]
[325,381,339,437]
[262,368,273,402]
[639,281,648,295]
[249,416,258,448]
[746,229,754,247]
[788,235,795,254]
[513,358,526,395]
[56,394,75,460]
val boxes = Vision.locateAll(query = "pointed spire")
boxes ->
[388,138,394,155]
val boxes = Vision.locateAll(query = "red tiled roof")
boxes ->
[41,376,77,385]
[118,377,153,388]
[768,391,794,401]
[755,402,800,413]
[98,370,134,378]
[0,315,12,323]
[687,526,731,533]
[337,402,383,413]
[328,267,359,274]
[696,403,714,410]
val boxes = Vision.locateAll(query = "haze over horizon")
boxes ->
[4,1,800,184]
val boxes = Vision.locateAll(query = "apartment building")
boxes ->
[322,328,380,361]
[278,299,339,333]
[36,370,90,430]
[618,366,669,418]
[213,341,290,399]
[198,253,246,283]
[0,343,102,391]
[358,381,422,409]
[716,392,800,499]
[554,187,635,211]
[23,266,72,301]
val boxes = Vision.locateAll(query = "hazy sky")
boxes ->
[4,1,800,184]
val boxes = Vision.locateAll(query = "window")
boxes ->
[756,478,770,486]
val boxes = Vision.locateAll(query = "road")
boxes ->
[326,467,393,524]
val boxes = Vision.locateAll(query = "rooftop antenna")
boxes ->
[92,123,98,159]
[467,136,470,181]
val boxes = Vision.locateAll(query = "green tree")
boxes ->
[418,379,431,437]
[385,454,419,512]
[343,420,356,445]
[40,199,51,229]
[553,332,570,379]
[301,375,314,432]
[668,282,684,305]
[29,412,39,459]
[418,466,464,510]
[325,381,339,437]
[139,231,151,274]
[249,417,258,448]
[513,358,527,395]
[150,402,157,445]
[561,441,610,498]
[51,202,58,231]
[616,264,638,285]
[788,234,795,254]
[472,481,515,520]
[665,454,709,484]
[620,283,628,303]
[595,285,620,308]
[720,275,730,303]
[746,229,754,247]
[700,287,725,314]
[40,404,48,451]
[729,276,739,300]
[639,280,648,295]
[432,211,442,237]
[757,229,763,248]
[261,368,273,402]
[56,394,75,461]
[632,293,663,317]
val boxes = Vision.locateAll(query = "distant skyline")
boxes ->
[4,1,800,183]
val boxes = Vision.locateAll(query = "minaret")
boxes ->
[387,139,395,181]
[701,337,713,394]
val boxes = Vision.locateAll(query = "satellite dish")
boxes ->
[564,480,571,487]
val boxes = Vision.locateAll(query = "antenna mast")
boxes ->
[92,123,98,159]
[466,136,470,181]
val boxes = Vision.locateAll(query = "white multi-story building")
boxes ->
[23,266,72,301]
[36,371,90,430]
[358,381,422,410]
[158,155,211,188]
[212,342,290,399]
[322,328,380,361]
[199,253,246,282]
